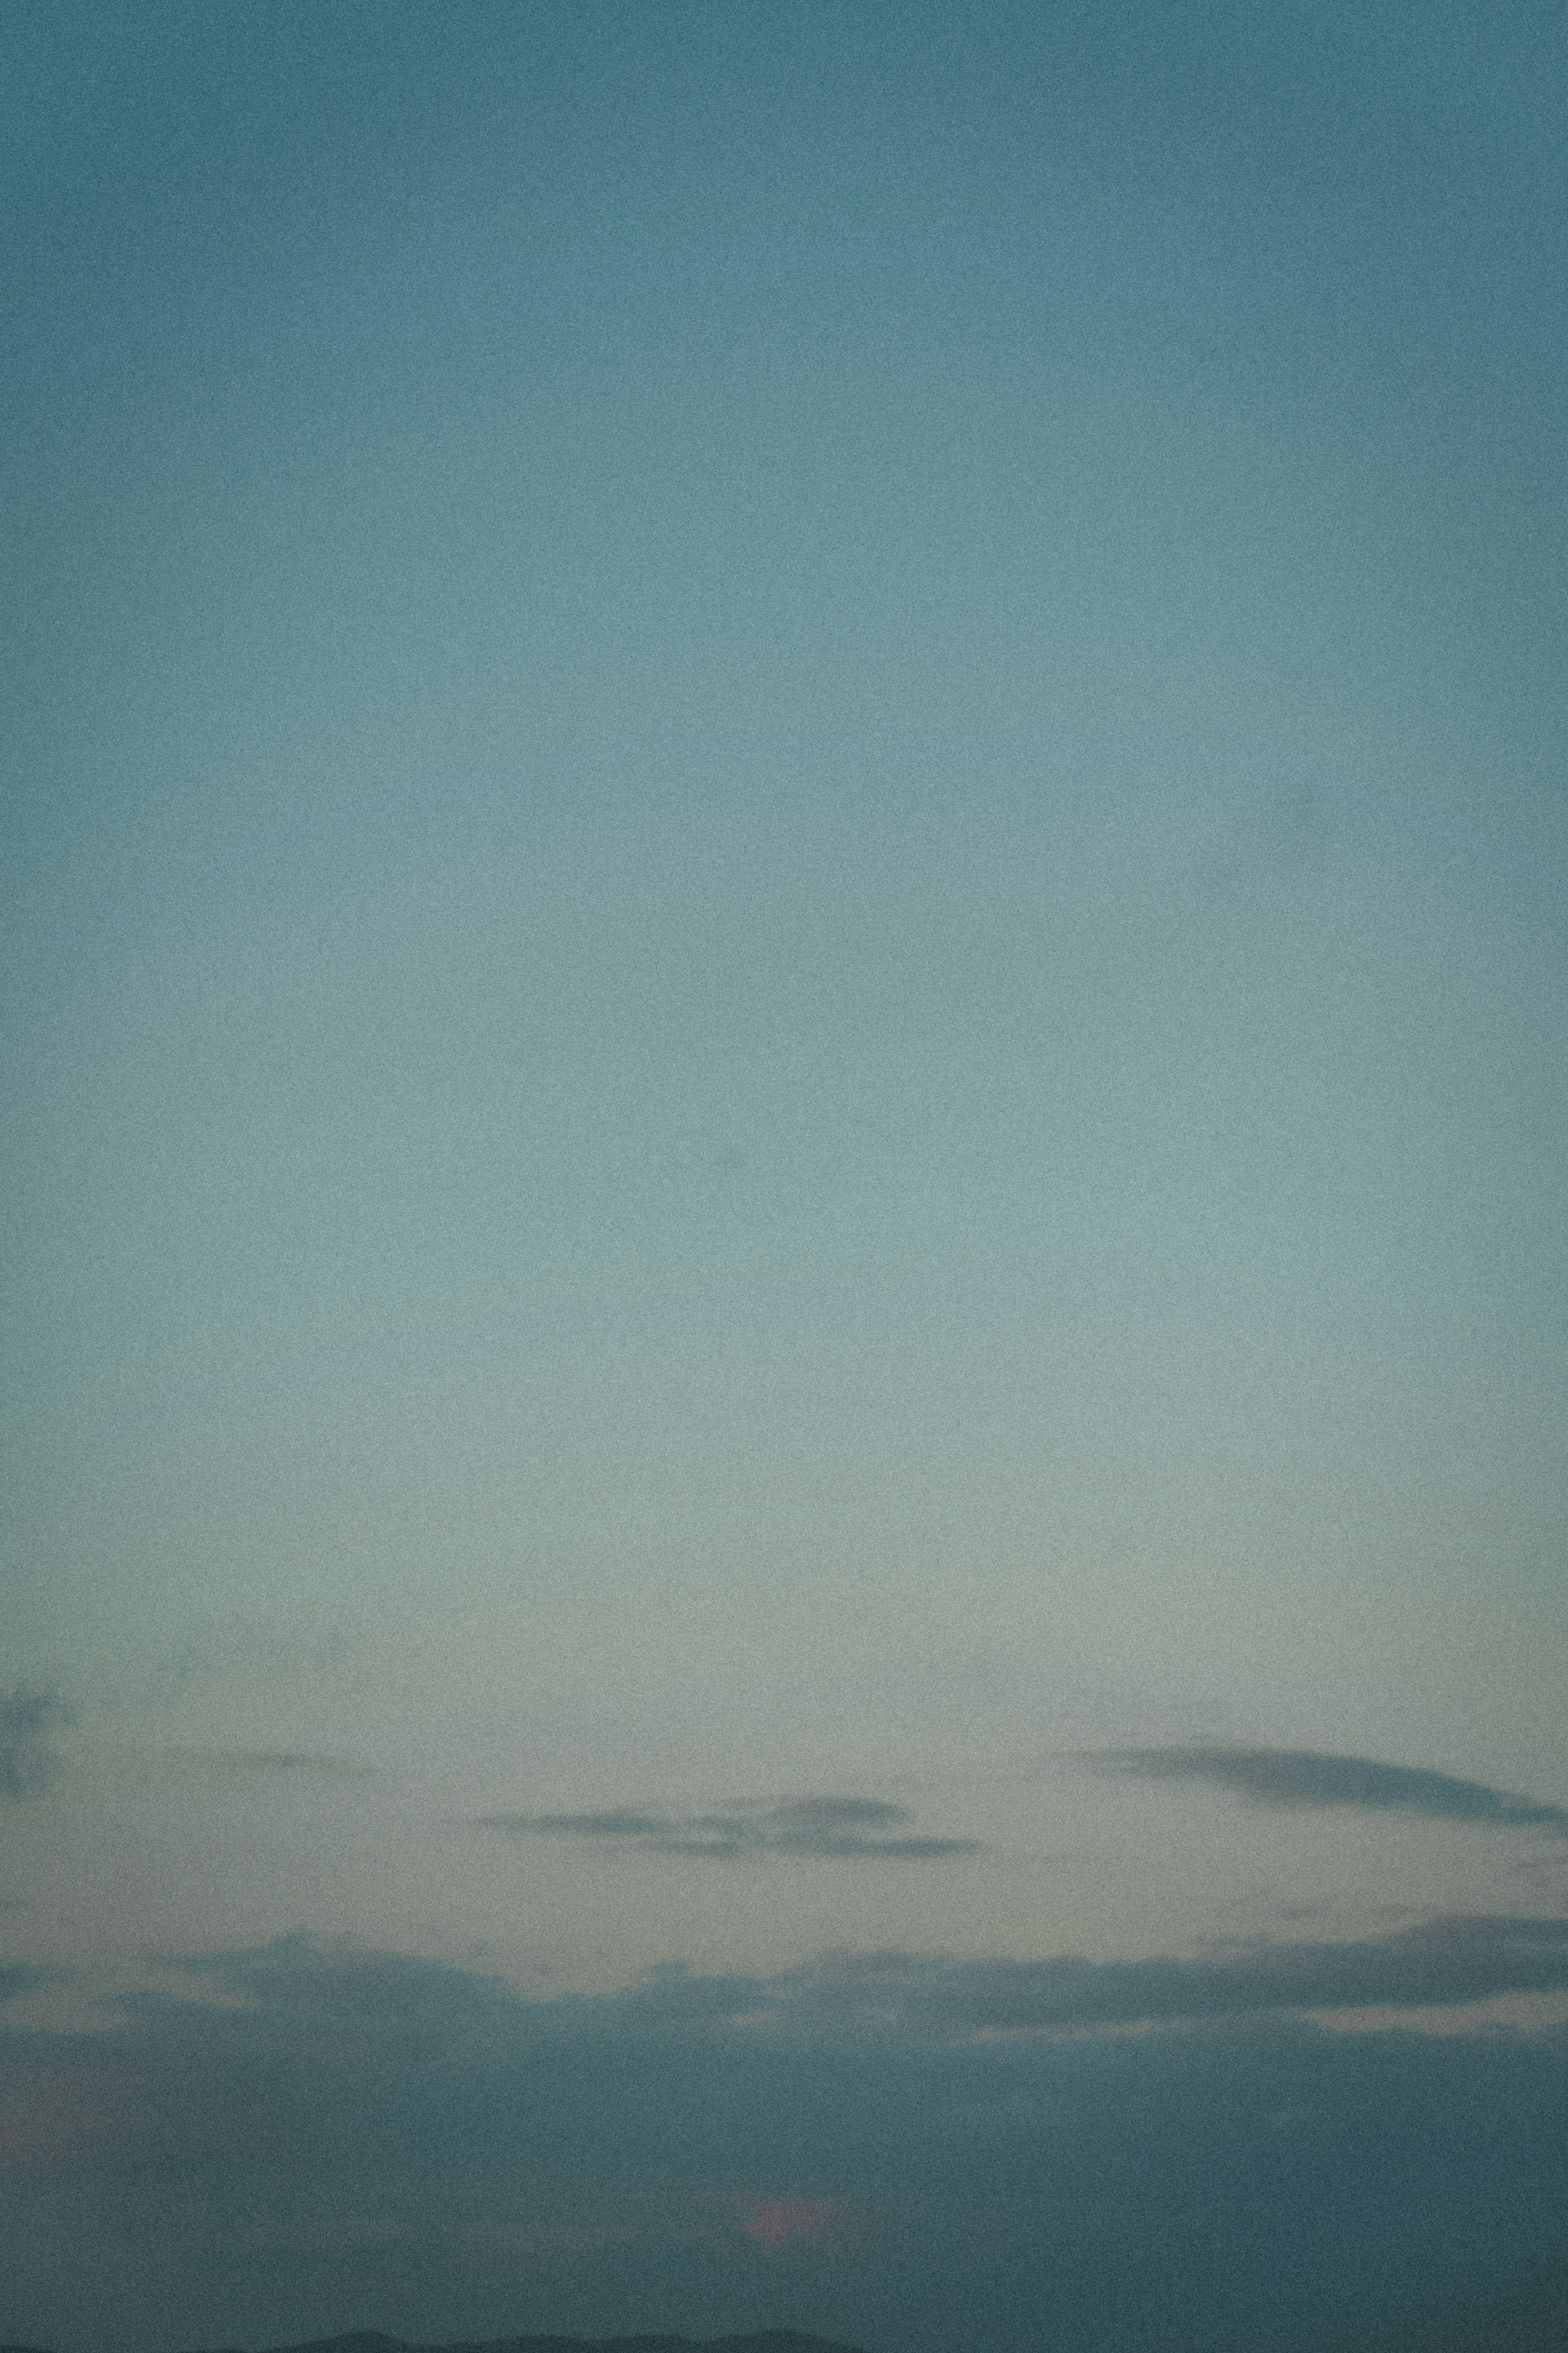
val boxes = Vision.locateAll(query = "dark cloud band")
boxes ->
[474,1795,983,1861]
[157,1915,1568,2043]
[7,1927,1568,2353]
[1089,1746,1568,1835]
[733,1916,1568,2038]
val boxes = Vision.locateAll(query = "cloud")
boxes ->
[0,1686,74,1802]
[1090,1747,1568,1835]
[4,1930,1568,2353]
[454,1919,1568,2045]
[473,1796,984,1861]
[711,1917,1568,2041]
[174,1748,376,1781]
[166,1917,1568,2046]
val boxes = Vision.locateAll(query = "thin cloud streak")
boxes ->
[473,1795,984,1861]
[176,1749,377,1781]
[1089,1747,1568,1835]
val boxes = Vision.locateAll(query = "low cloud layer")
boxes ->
[714,1917,1568,2040]
[136,1915,1568,2045]
[0,1686,74,1802]
[1093,1747,1568,1835]
[2,1930,1566,2353]
[474,1796,983,1861]
[454,1918,1568,2045]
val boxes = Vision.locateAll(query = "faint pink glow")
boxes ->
[742,2197,833,2250]
[0,2068,143,2165]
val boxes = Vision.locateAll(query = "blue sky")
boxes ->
[2,4,1567,2348]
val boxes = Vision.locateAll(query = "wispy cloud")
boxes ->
[0,1686,74,1802]
[1089,1746,1568,1835]
[473,1795,984,1860]
[172,1748,376,1781]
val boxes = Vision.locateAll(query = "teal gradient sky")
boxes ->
[4,0,1568,2015]
[6,11,1568,2351]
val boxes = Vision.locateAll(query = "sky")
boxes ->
[2,3,1566,2348]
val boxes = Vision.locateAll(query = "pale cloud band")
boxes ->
[474,1795,984,1860]
[1089,1747,1568,1836]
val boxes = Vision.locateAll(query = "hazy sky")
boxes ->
[3,5,1567,2349]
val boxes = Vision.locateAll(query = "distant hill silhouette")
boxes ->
[171,2334,869,2353]
[0,2337,869,2353]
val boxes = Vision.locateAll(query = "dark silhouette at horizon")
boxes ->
[1,2334,869,2353]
